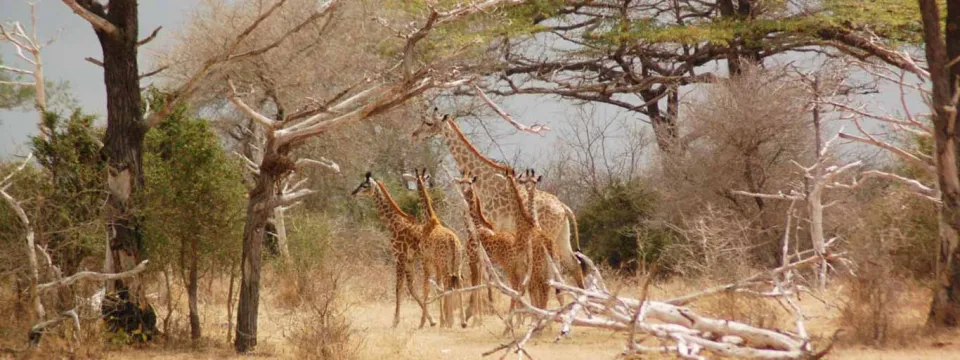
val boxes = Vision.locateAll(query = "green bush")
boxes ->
[139,106,246,272]
[577,180,677,272]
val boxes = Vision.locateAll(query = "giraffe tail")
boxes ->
[562,204,588,285]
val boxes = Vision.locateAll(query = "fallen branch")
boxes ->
[475,229,824,359]
[38,260,149,292]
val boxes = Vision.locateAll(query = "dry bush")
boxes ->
[663,205,759,281]
[656,65,813,267]
[283,265,362,359]
[835,188,935,347]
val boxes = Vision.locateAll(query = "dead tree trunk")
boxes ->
[920,0,960,327]
[235,141,286,353]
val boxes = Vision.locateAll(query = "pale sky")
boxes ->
[0,1,924,171]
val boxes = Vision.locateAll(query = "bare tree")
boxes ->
[221,0,548,352]
[471,196,835,359]
[0,1,53,139]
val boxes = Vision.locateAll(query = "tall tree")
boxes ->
[471,0,921,153]
[61,0,334,337]
[918,0,960,327]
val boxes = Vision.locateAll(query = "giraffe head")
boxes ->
[517,168,542,193]
[452,169,480,200]
[413,168,433,190]
[411,107,451,141]
[350,171,377,198]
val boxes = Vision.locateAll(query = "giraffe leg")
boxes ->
[406,259,436,327]
[452,273,467,328]
[420,263,436,329]
[393,262,404,328]
[465,248,481,325]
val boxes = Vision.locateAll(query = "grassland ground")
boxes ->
[4,261,960,360]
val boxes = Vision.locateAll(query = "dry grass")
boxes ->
[4,248,960,359]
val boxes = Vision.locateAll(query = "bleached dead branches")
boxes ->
[471,82,550,135]
[1,2,54,139]
[475,239,826,359]
[2,153,150,346]
[37,260,149,293]
[822,61,938,203]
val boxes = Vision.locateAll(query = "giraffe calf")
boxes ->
[413,169,467,329]
[454,172,530,325]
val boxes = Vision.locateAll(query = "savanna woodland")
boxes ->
[4,0,960,359]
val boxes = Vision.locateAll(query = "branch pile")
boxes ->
[475,235,836,359]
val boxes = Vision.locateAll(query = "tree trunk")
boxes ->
[273,194,292,264]
[78,0,156,336]
[226,260,237,345]
[235,141,286,353]
[188,236,201,342]
[920,0,960,327]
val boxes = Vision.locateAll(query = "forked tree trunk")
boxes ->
[235,140,286,353]
[919,0,960,327]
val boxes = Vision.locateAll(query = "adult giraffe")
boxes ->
[412,109,584,289]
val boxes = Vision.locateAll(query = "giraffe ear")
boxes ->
[536,175,542,183]
[472,176,478,183]
[441,114,450,121]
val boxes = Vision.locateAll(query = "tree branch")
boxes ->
[295,157,340,173]
[61,0,119,38]
[137,26,162,47]
[38,260,149,292]
[84,57,103,67]
[227,79,280,129]
[471,82,550,135]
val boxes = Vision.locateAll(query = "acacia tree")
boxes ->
[467,0,923,153]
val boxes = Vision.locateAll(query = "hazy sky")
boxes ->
[0,0,194,155]
[0,1,924,171]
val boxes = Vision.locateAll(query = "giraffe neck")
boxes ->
[506,176,536,233]
[373,181,416,232]
[465,188,495,233]
[525,184,540,227]
[439,121,516,228]
[416,178,441,227]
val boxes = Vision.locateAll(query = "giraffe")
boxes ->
[411,109,585,290]
[350,172,435,328]
[453,171,530,324]
[412,169,467,328]
[501,167,556,310]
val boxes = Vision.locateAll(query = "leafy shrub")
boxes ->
[578,180,677,272]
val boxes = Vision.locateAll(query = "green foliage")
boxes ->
[139,102,246,274]
[28,110,106,272]
[0,57,35,111]
[578,180,676,272]
[822,0,925,43]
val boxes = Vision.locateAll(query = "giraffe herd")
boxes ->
[351,109,586,329]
